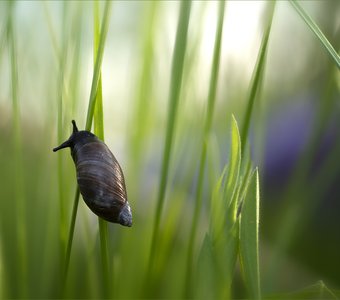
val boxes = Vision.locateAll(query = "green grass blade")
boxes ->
[85,1,112,131]
[208,170,240,299]
[64,0,112,282]
[7,2,28,296]
[185,2,225,295]
[210,115,241,241]
[216,221,240,299]
[148,0,192,277]
[239,169,261,299]
[58,3,69,280]
[93,1,110,298]
[290,0,340,69]
[203,0,226,137]
[195,234,216,299]
[210,165,229,242]
[240,2,275,156]
[128,1,158,169]
[208,116,241,299]
[42,2,60,65]
[64,187,79,278]
[266,281,339,299]
[225,115,242,217]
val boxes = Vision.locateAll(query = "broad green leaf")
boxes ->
[239,169,261,299]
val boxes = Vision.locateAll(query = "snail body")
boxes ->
[53,120,132,227]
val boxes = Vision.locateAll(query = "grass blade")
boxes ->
[7,2,28,296]
[93,1,110,298]
[266,281,339,299]
[240,2,275,156]
[239,169,261,299]
[85,1,112,131]
[290,0,340,69]
[64,0,112,282]
[148,0,192,279]
[225,115,242,219]
[57,3,69,279]
[185,1,225,296]
[210,116,241,299]
[210,115,241,242]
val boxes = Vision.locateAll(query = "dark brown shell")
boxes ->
[53,120,132,227]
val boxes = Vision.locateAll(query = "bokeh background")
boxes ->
[0,1,339,298]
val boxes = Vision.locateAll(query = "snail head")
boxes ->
[52,120,79,152]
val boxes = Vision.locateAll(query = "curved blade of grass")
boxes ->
[7,2,28,296]
[225,115,242,220]
[148,0,191,277]
[85,1,111,131]
[128,1,158,170]
[208,170,240,299]
[210,165,229,241]
[239,169,261,299]
[185,1,225,296]
[57,3,69,279]
[266,281,339,299]
[195,234,216,299]
[216,221,240,299]
[93,1,110,298]
[240,2,275,156]
[290,0,340,69]
[207,117,241,299]
[210,115,241,242]
[64,0,112,281]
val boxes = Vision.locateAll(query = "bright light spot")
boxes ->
[224,1,265,60]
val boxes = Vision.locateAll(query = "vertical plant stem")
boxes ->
[85,1,112,131]
[239,169,261,299]
[240,2,275,156]
[64,187,80,278]
[93,1,110,298]
[185,1,225,296]
[7,2,27,297]
[64,0,112,285]
[58,1,68,276]
[148,0,192,281]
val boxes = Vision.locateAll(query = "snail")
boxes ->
[53,120,132,227]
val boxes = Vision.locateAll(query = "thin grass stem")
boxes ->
[290,0,340,69]
[93,1,111,297]
[184,1,225,296]
[85,1,112,131]
[64,0,112,285]
[148,0,192,290]
[240,2,275,156]
[7,2,28,297]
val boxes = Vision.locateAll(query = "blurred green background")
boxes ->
[0,1,339,298]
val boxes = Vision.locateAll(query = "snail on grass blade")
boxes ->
[53,120,132,227]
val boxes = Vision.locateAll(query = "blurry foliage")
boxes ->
[0,0,339,299]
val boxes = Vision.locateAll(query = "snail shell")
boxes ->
[53,120,132,227]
